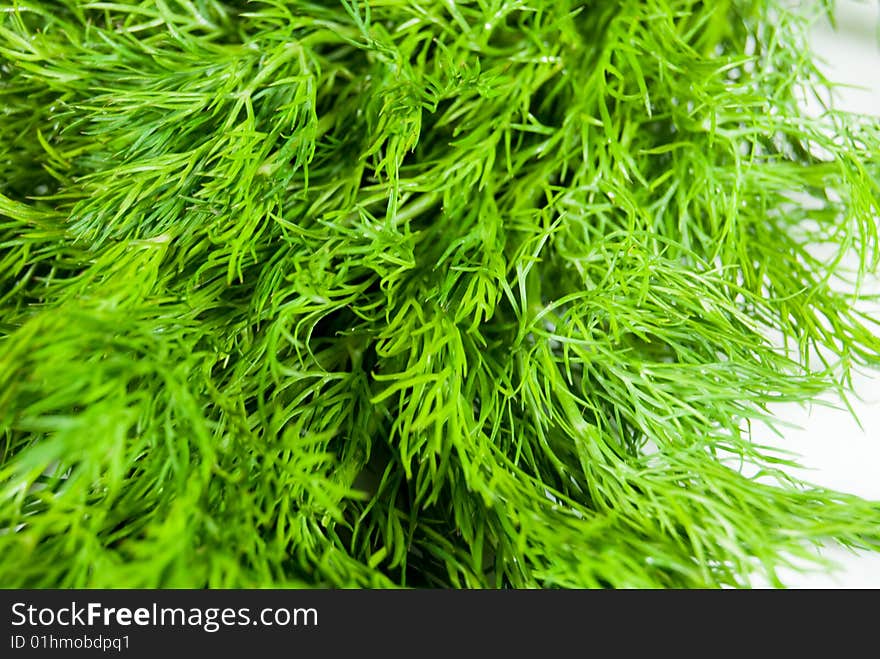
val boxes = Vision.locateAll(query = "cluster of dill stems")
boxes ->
[1,0,879,588]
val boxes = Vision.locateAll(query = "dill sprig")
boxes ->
[1,0,879,588]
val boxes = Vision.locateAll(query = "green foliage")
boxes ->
[1,0,879,588]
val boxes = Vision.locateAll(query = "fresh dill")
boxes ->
[1,0,879,588]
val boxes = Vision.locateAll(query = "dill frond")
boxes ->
[1,0,879,588]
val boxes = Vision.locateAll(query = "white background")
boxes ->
[757,0,880,588]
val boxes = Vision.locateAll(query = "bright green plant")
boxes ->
[1,0,879,588]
